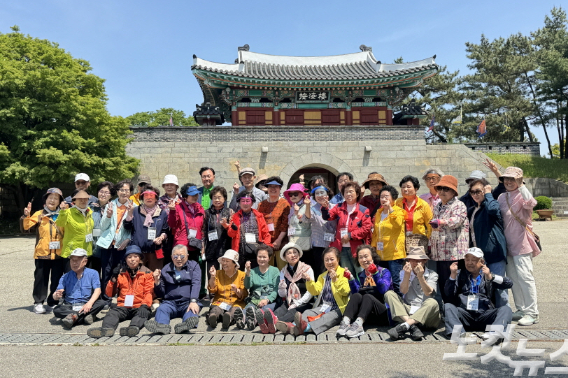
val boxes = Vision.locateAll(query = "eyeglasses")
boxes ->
[172,255,186,260]
[469,189,483,195]
[76,181,88,185]
[118,189,130,193]
[99,191,111,196]
[425,176,440,181]
[288,192,301,197]
[437,187,452,193]
[323,258,336,263]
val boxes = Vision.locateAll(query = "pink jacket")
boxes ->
[497,187,540,257]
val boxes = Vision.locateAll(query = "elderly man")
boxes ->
[197,167,216,210]
[63,173,98,206]
[144,244,202,335]
[330,172,353,205]
[443,247,513,339]
[87,246,154,338]
[52,248,106,329]
[419,168,444,210]
[229,167,268,211]
[385,246,441,341]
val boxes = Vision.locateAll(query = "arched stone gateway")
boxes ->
[279,152,354,191]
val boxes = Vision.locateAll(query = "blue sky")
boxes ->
[1,0,564,154]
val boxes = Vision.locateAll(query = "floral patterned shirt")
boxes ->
[430,197,469,261]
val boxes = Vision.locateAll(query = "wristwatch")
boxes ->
[190,299,197,303]
[490,273,496,282]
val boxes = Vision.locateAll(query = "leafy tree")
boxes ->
[0,27,139,214]
[126,108,198,126]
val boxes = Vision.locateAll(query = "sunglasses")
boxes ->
[288,192,302,197]
[469,189,483,195]
[436,187,452,193]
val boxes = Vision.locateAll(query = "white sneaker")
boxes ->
[518,314,539,326]
[34,303,46,314]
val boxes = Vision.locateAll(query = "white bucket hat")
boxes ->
[162,174,179,187]
[218,249,240,268]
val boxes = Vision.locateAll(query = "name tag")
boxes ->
[208,230,219,241]
[268,223,275,232]
[124,295,134,307]
[287,227,296,236]
[85,234,93,243]
[377,242,384,251]
[320,303,331,313]
[340,228,348,238]
[324,233,335,242]
[49,241,60,250]
[219,302,232,311]
[92,228,101,237]
[72,304,83,312]
[410,305,420,315]
[147,227,156,240]
[467,294,479,311]
[245,233,256,243]
[188,228,197,239]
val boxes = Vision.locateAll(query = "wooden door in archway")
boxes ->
[287,167,338,195]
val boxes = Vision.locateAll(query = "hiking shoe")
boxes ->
[409,325,424,341]
[119,326,140,337]
[387,324,408,341]
[87,327,114,338]
[276,321,294,334]
[245,307,256,330]
[34,303,46,314]
[234,307,245,329]
[222,312,232,329]
[292,312,307,336]
[512,310,524,321]
[174,317,199,334]
[255,308,269,334]
[263,309,278,334]
[336,320,350,337]
[144,319,171,335]
[82,314,95,325]
[208,313,218,329]
[518,314,539,326]
[345,322,365,338]
[62,314,78,329]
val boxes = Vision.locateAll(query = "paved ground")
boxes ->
[1,220,567,376]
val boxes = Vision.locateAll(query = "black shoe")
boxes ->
[82,314,95,325]
[208,313,218,328]
[222,312,232,329]
[174,317,199,334]
[245,307,256,330]
[87,327,115,339]
[119,326,140,337]
[409,325,424,341]
[387,324,409,341]
[234,307,244,329]
[144,319,171,335]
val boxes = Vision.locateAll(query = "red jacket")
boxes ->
[227,209,272,252]
[168,201,205,252]
[105,266,154,308]
[322,203,372,256]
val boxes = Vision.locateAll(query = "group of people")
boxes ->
[20,159,541,341]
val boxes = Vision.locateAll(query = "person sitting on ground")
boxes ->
[443,247,513,339]
[239,244,280,331]
[385,246,441,341]
[52,248,106,329]
[338,245,392,338]
[144,244,202,335]
[207,249,247,329]
[21,188,66,314]
[87,245,153,338]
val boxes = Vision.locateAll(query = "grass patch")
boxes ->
[487,153,568,183]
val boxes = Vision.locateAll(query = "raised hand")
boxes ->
[153,269,161,282]
[126,201,134,216]
[403,262,412,274]
[23,202,32,217]
[106,203,113,218]
[209,265,217,277]
[328,269,337,282]
[167,199,176,210]
[244,261,251,275]
[484,185,492,194]
[233,182,240,193]
[450,262,459,278]
[481,265,492,280]
[413,263,424,278]
[483,158,500,177]
[60,202,70,210]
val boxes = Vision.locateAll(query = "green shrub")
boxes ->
[534,196,552,210]
[486,153,568,183]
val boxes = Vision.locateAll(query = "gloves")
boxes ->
[343,270,352,280]
[429,219,441,229]
[367,263,378,275]
[137,304,150,318]
[231,223,238,231]
[111,265,122,281]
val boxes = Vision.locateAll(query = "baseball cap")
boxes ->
[75,173,90,182]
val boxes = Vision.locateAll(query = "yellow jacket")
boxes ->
[129,193,141,206]
[306,266,350,314]
[371,206,406,261]
[21,210,63,260]
[394,197,433,239]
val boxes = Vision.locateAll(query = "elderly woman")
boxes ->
[371,185,406,295]
[283,183,312,263]
[96,180,134,300]
[322,181,372,276]
[338,245,392,338]
[157,174,181,266]
[429,175,469,305]
[360,173,388,214]
[420,168,444,210]
[167,183,205,263]
[497,167,540,326]
[21,188,66,314]
[468,178,508,308]
[123,185,168,271]
[280,247,350,336]
[227,191,272,269]
[395,175,433,251]
[257,176,290,270]
[57,190,95,259]
[202,186,232,271]
[207,249,248,329]
[89,181,115,274]
[238,244,280,331]
[308,185,337,277]
[262,243,314,334]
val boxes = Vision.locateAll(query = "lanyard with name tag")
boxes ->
[268,223,275,232]
[92,228,101,237]
[287,227,296,236]
[208,230,219,241]
[340,228,348,238]
[377,241,384,251]
[124,295,135,307]
[219,302,232,311]
[324,233,335,242]
[245,233,256,243]
[467,294,479,311]
[188,228,197,239]
[320,302,331,314]
[49,241,60,250]
[147,227,156,240]
[85,233,93,243]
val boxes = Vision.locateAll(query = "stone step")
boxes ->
[551,197,568,217]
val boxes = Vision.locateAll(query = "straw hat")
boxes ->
[362,173,388,189]
[72,190,90,200]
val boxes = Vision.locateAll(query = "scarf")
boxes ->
[43,206,60,220]
[283,261,310,306]
[73,205,88,216]
[142,205,157,227]
[182,200,197,217]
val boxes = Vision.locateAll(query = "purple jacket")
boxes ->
[154,261,201,304]
[348,267,393,296]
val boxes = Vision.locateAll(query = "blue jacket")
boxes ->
[467,193,507,265]
[123,206,169,253]
[154,261,201,304]
[348,267,393,297]
[459,182,506,212]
